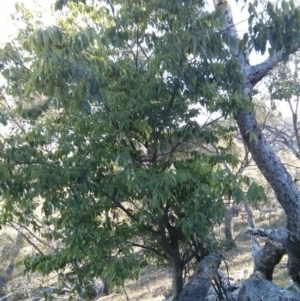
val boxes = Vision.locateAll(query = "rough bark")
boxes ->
[173,253,221,301]
[253,241,286,280]
[224,204,239,249]
[238,278,300,301]
[158,214,184,298]
[244,209,285,281]
[213,0,300,285]
[246,227,289,243]
[243,202,260,257]
[171,254,184,299]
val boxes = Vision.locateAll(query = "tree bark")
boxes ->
[224,204,239,249]
[171,255,184,299]
[253,241,286,280]
[173,253,221,301]
[238,278,300,301]
[158,215,184,298]
[101,277,110,295]
[213,0,300,285]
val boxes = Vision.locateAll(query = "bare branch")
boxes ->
[126,241,167,259]
[8,222,44,255]
[12,222,58,252]
[246,227,289,245]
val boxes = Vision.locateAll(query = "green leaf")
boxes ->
[0,0,285,297]
[24,82,33,96]
[281,0,289,13]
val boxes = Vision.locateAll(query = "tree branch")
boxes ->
[246,227,289,245]
[12,222,58,252]
[157,211,174,260]
[126,241,167,259]
[108,196,159,236]
[250,46,300,86]
[8,222,44,255]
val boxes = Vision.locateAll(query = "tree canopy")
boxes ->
[1,0,300,299]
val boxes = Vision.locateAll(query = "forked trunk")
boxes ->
[253,241,286,280]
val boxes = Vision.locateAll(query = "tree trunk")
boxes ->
[101,277,110,295]
[158,216,184,298]
[213,0,300,285]
[253,241,286,280]
[238,278,300,301]
[173,253,221,301]
[243,202,261,257]
[171,255,184,299]
[224,204,240,249]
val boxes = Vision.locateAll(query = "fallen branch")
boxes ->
[174,253,221,301]
[238,278,300,301]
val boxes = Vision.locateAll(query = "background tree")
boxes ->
[263,53,300,161]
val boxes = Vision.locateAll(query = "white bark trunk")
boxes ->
[243,202,260,257]
[212,0,300,285]
[224,204,239,249]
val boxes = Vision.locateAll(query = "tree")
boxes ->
[211,0,300,290]
[2,0,300,299]
[263,53,300,162]
[0,1,264,298]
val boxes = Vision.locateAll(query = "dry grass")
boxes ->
[218,204,289,288]
[102,267,172,301]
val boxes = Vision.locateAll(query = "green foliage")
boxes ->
[54,0,86,11]
[268,53,300,101]
[1,0,295,297]
[247,0,300,59]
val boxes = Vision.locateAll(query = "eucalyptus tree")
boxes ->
[0,0,262,298]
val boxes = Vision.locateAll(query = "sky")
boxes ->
[0,0,253,46]
[0,1,16,44]
[0,0,55,45]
